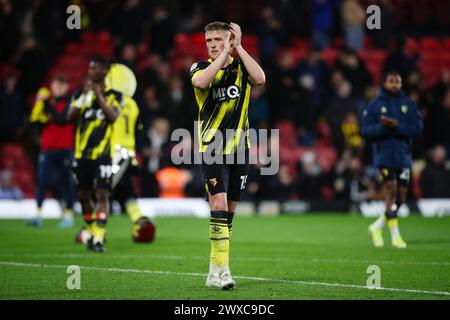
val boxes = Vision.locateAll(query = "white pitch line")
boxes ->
[0,260,449,297]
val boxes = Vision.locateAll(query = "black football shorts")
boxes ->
[200,148,249,201]
[379,167,411,186]
[73,157,112,190]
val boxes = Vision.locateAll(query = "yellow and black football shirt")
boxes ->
[191,57,251,154]
[70,86,123,160]
[112,96,141,153]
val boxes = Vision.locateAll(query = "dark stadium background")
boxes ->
[1,0,450,214]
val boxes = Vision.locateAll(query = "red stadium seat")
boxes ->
[1,144,25,159]
[82,31,96,43]
[291,37,311,50]
[405,38,419,53]
[321,49,338,66]
[442,38,450,50]
[242,35,259,47]
[97,31,112,44]
[0,144,35,198]
[191,33,205,45]
[65,43,81,55]
[419,38,442,50]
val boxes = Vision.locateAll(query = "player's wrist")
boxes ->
[220,50,230,58]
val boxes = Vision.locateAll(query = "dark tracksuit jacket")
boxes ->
[361,88,423,168]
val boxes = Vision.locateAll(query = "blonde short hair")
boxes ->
[204,21,229,33]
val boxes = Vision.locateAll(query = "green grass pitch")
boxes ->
[0,214,449,300]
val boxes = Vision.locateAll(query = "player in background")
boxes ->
[76,94,156,243]
[361,71,423,248]
[191,22,265,289]
[68,55,121,252]
[110,94,156,243]
[27,75,75,228]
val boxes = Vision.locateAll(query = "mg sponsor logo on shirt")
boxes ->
[212,85,240,101]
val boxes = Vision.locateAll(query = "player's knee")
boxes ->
[95,189,109,203]
[385,180,396,190]
[210,194,228,211]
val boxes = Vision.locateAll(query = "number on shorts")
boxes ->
[240,175,248,190]
[399,168,410,180]
[99,165,112,179]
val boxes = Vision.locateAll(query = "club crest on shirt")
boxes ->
[401,105,408,113]
[380,106,387,113]
[190,62,198,73]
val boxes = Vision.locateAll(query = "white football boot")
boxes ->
[218,266,236,290]
[205,264,221,288]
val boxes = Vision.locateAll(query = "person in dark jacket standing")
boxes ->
[27,76,75,228]
[361,71,423,249]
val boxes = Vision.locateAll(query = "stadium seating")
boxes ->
[0,144,35,198]
[183,32,450,87]
[43,32,114,93]
[34,31,450,102]
[17,31,448,200]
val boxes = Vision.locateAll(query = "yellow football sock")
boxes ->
[126,200,143,223]
[87,222,97,236]
[387,218,401,239]
[209,242,216,266]
[387,218,398,228]
[210,211,230,267]
[93,225,106,243]
[64,208,74,219]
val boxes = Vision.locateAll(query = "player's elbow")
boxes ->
[192,77,208,90]
[251,73,266,86]
[109,113,119,122]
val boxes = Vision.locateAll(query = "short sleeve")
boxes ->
[190,61,209,79]
[69,90,83,108]
[108,90,124,109]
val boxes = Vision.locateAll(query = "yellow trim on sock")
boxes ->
[387,218,398,228]
[126,200,143,223]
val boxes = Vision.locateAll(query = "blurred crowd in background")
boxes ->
[1,0,450,210]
